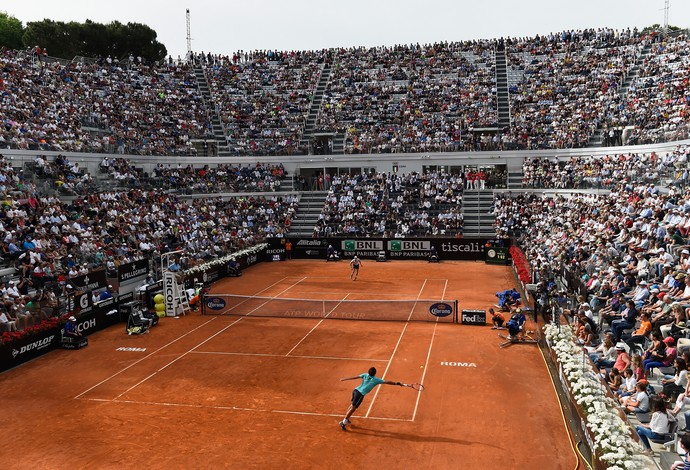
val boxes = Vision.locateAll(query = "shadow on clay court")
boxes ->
[347,426,503,449]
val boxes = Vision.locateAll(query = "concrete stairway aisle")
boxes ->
[331,131,347,154]
[193,65,231,156]
[495,45,511,130]
[507,170,523,189]
[461,190,496,237]
[299,63,332,152]
[288,191,329,237]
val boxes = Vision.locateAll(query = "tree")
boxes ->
[22,18,167,62]
[23,20,65,56]
[0,11,24,50]
[641,24,683,35]
[119,22,166,61]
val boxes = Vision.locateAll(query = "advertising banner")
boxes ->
[69,269,108,291]
[0,327,60,372]
[118,259,150,285]
[0,297,123,372]
[277,237,501,261]
[163,272,178,317]
[265,240,287,261]
[288,238,329,259]
[461,309,487,326]
[68,291,93,315]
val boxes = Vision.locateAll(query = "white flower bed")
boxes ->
[183,243,268,277]
[544,323,651,469]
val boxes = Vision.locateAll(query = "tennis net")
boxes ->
[201,294,457,323]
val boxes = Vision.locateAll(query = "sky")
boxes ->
[5,0,689,59]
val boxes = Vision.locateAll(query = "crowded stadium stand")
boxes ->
[3,28,688,157]
[313,170,464,238]
[1,49,211,155]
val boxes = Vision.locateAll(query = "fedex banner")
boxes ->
[273,238,504,261]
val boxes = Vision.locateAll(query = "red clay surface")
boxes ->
[3,260,579,469]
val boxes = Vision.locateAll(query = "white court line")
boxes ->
[74,318,218,399]
[280,291,404,297]
[296,276,361,279]
[113,316,245,400]
[407,279,428,321]
[412,321,437,421]
[79,397,409,421]
[441,279,448,300]
[365,280,427,417]
[243,277,308,316]
[364,322,410,418]
[190,350,388,362]
[284,293,350,356]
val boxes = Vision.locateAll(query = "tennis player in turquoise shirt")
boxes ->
[339,366,403,430]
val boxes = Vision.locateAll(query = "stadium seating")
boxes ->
[314,171,464,237]
[2,28,688,157]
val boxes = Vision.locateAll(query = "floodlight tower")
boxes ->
[663,0,670,36]
[186,9,193,54]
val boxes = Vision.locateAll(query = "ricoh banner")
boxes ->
[273,238,502,261]
[163,271,178,317]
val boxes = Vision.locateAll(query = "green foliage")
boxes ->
[0,11,24,50]
[641,24,683,34]
[22,18,167,61]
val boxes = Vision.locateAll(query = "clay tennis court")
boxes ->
[3,260,580,469]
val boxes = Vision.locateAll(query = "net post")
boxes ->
[454,300,458,323]
[201,292,206,316]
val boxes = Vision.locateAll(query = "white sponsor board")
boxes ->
[163,271,180,317]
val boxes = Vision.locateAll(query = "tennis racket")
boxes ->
[400,382,425,391]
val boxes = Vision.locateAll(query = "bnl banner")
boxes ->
[340,239,434,258]
[387,240,431,258]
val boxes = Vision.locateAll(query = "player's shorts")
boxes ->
[351,389,365,409]
[352,265,360,270]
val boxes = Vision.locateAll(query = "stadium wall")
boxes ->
[3,138,689,180]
